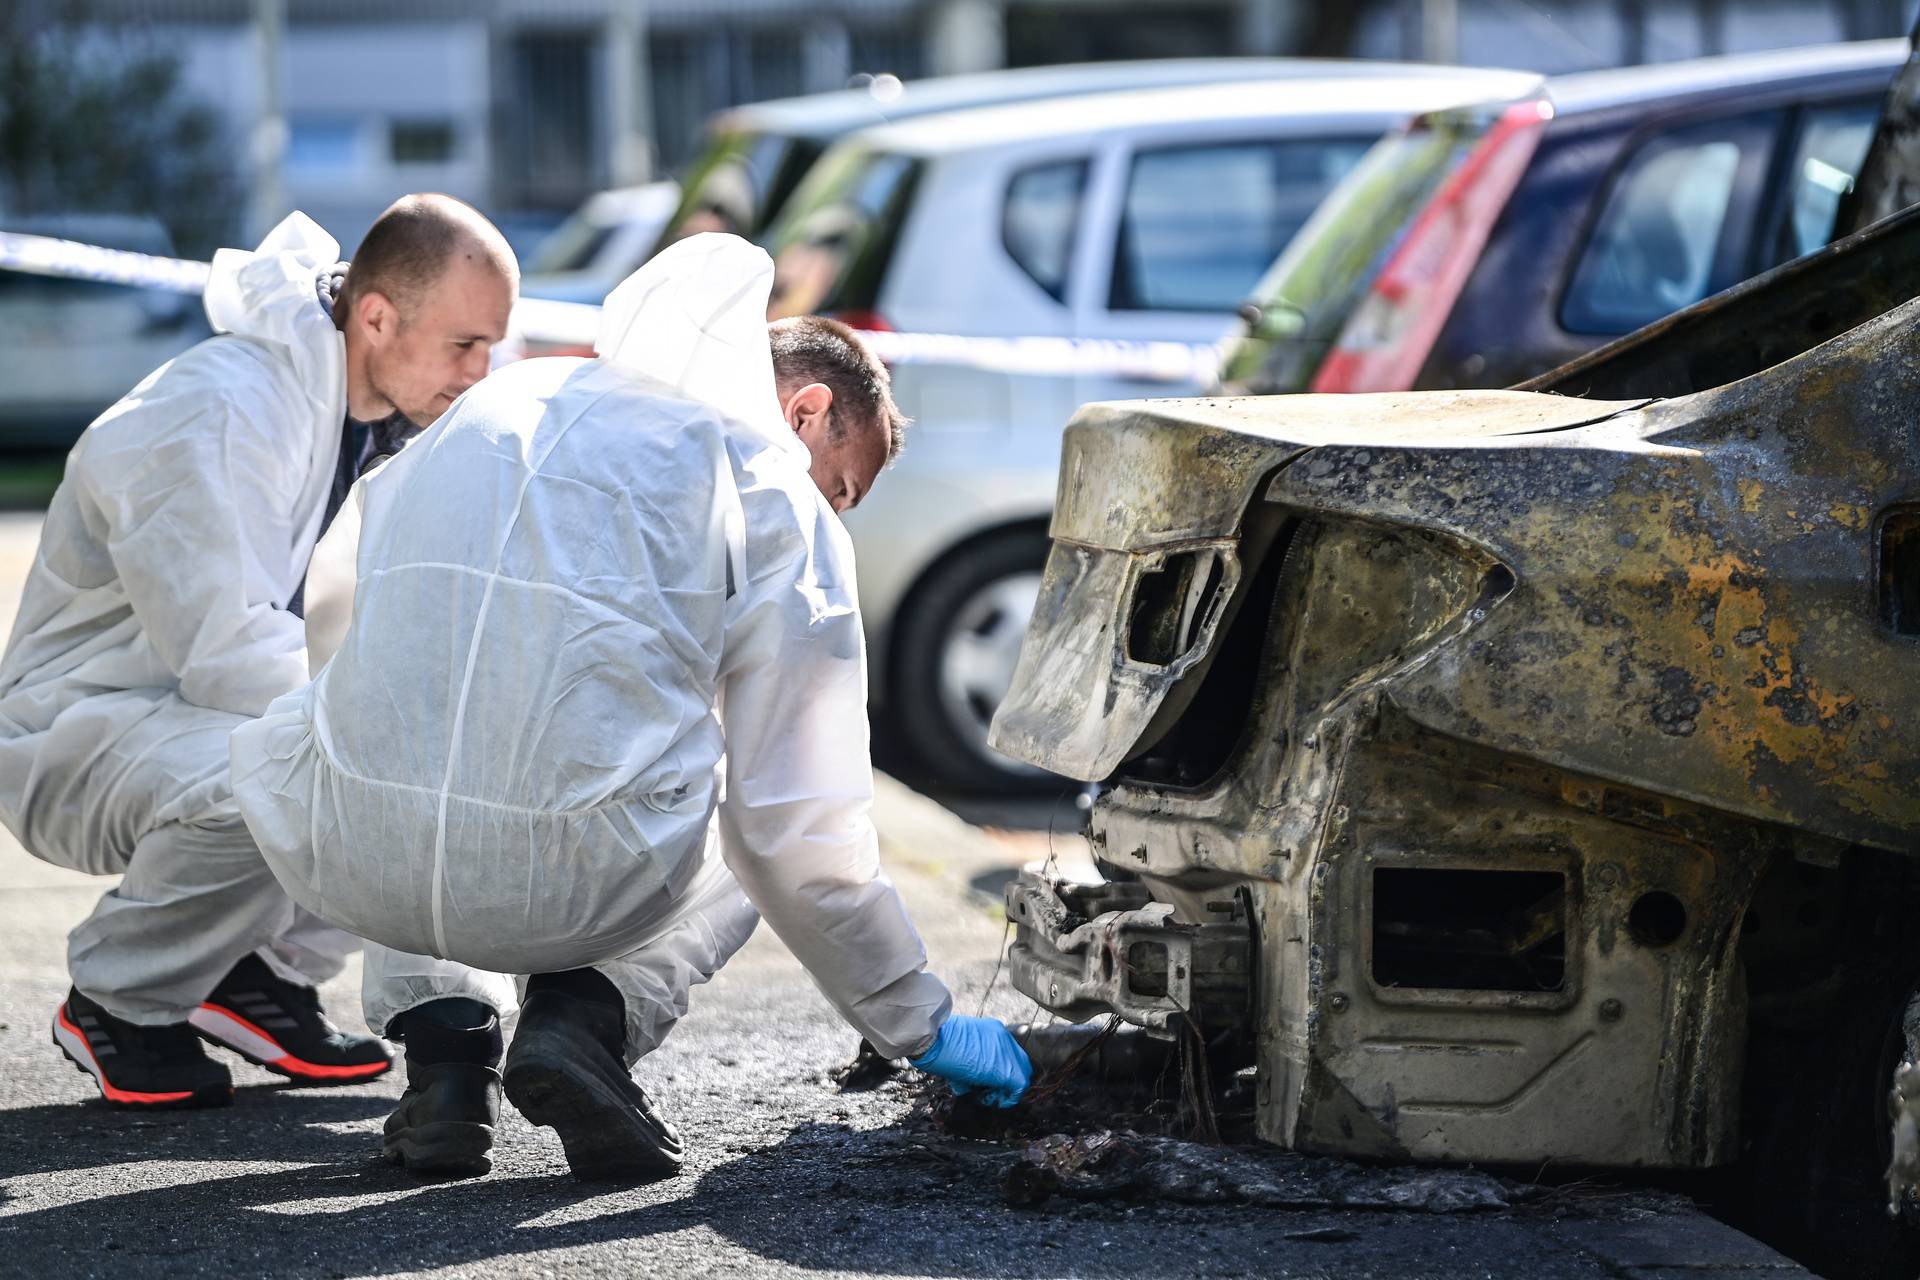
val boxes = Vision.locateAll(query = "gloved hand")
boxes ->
[315,260,350,324]
[910,1015,1032,1107]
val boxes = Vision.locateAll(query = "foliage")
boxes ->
[0,6,240,256]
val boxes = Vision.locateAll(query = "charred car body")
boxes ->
[989,171,1920,1275]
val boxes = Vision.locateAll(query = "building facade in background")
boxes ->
[45,0,1920,251]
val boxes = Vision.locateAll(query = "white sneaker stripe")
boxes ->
[189,1006,283,1063]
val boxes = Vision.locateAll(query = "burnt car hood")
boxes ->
[988,389,1649,782]
[990,295,1920,852]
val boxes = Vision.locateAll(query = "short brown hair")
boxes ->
[769,315,909,462]
[339,193,515,323]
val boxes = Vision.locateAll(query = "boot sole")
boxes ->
[383,1120,495,1179]
[52,1008,231,1109]
[504,1043,684,1182]
[190,1004,394,1086]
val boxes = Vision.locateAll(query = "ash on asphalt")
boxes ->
[0,985,1729,1280]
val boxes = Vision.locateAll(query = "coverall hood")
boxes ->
[204,211,346,418]
[595,232,805,460]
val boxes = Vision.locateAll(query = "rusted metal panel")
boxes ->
[992,390,1649,781]
[1003,874,1250,1033]
[989,256,1920,1170]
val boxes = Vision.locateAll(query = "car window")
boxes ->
[527,217,620,275]
[1769,98,1881,266]
[657,130,817,250]
[1216,111,1498,393]
[1110,137,1372,313]
[1002,158,1088,302]
[764,146,920,321]
[1562,115,1775,336]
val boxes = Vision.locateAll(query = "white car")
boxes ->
[0,214,209,449]
[762,69,1543,790]
[520,181,682,307]
[657,57,1469,248]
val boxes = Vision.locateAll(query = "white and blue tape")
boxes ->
[0,230,1222,385]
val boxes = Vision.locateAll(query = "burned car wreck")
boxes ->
[987,198,1920,1273]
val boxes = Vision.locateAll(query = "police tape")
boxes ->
[0,230,1226,385]
[0,230,210,294]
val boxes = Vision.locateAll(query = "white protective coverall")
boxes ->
[231,234,953,1064]
[0,213,359,1023]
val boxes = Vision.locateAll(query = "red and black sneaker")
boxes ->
[53,987,233,1109]
[191,954,394,1085]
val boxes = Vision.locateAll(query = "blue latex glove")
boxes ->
[910,1015,1033,1107]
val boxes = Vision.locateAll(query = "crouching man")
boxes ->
[229,234,1029,1180]
[0,196,517,1106]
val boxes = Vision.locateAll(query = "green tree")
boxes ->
[0,5,239,256]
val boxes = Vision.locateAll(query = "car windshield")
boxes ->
[656,128,823,248]
[762,144,920,321]
[1215,110,1496,394]
[526,209,620,274]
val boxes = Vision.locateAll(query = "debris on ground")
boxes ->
[884,1022,1532,1220]
[831,1039,904,1092]
[998,1130,1528,1213]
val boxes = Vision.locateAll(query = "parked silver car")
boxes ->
[768,69,1542,790]
[0,214,208,449]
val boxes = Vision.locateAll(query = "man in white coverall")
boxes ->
[230,234,1031,1182]
[0,195,517,1107]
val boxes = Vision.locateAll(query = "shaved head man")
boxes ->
[0,198,517,1109]
[338,194,518,425]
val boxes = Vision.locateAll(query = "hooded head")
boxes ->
[596,233,906,512]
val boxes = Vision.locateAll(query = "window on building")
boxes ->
[850,27,923,81]
[1003,158,1088,302]
[390,119,457,166]
[745,27,805,105]
[286,116,363,175]
[1562,114,1778,335]
[1006,2,1234,64]
[1110,137,1371,313]
[505,30,597,206]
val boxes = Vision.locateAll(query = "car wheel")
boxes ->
[889,529,1056,794]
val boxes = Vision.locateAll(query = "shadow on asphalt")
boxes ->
[0,1073,1823,1279]
[0,1095,1355,1278]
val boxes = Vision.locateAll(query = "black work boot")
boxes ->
[503,969,684,1182]
[53,987,233,1108]
[382,998,503,1179]
[194,954,394,1085]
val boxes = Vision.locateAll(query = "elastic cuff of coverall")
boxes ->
[366,979,519,1041]
[903,1025,940,1064]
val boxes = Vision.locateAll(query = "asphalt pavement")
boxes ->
[0,511,1816,1279]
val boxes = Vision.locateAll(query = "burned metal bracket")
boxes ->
[1004,872,1252,1035]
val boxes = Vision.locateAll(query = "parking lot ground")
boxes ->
[0,511,1815,1278]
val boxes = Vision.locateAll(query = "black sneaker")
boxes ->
[192,954,393,1085]
[382,1000,504,1180]
[503,982,684,1182]
[53,987,232,1109]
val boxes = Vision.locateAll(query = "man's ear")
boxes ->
[783,382,834,437]
[355,289,397,343]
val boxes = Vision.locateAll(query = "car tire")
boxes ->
[888,528,1057,795]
